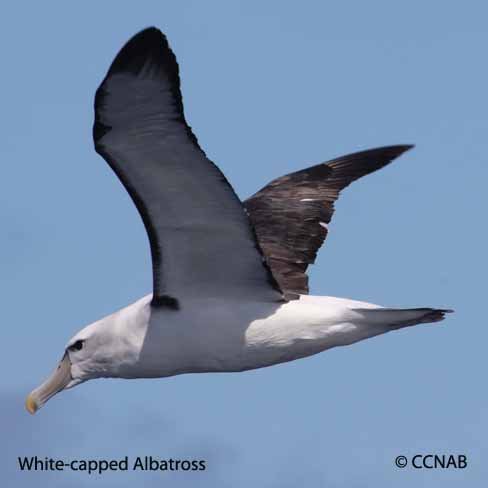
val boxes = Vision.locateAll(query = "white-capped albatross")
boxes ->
[26,27,453,414]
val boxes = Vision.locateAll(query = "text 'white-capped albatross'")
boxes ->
[26,27,453,414]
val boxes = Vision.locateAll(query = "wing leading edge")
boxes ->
[94,28,283,306]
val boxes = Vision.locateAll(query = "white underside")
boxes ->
[70,294,401,382]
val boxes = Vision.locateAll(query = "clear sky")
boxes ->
[1,1,486,486]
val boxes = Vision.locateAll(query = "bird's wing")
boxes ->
[93,28,283,307]
[244,145,413,296]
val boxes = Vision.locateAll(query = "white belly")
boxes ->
[131,294,383,377]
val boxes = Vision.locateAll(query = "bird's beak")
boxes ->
[25,352,72,414]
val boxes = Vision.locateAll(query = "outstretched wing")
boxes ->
[244,145,413,296]
[94,28,282,307]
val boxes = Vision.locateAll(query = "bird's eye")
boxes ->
[69,340,84,351]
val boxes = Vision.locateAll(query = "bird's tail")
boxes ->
[352,307,454,329]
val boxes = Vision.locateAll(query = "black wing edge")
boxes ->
[93,28,285,307]
[94,27,201,149]
[93,27,187,309]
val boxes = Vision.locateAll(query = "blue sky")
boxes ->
[1,1,486,486]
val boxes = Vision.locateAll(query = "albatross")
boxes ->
[26,27,452,414]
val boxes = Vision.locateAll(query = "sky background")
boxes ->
[1,1,486,486]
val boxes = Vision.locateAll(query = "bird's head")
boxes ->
[25,315,138,414]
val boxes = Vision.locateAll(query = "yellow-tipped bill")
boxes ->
[25,353,72,414]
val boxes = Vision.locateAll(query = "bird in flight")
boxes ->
[26,27,452,414]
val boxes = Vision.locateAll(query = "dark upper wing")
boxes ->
[93,28,282,306]
[244,145,413,296]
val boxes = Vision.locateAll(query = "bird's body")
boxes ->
[25,27,452,414]
[69,294,436,382]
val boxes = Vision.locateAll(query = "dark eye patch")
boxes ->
[69,340,84,351]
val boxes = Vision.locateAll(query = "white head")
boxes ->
[25,296,151,414]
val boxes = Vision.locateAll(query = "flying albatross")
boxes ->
[26,27,452,414]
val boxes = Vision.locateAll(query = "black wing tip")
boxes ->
[354,144,415,160]
[135,26,164,38]
[383,144,415,156]
[327,143,415,175]
[123,26,167,51]
[107,26,174,77]
[369,144,415,165]
[94,26,181,146]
